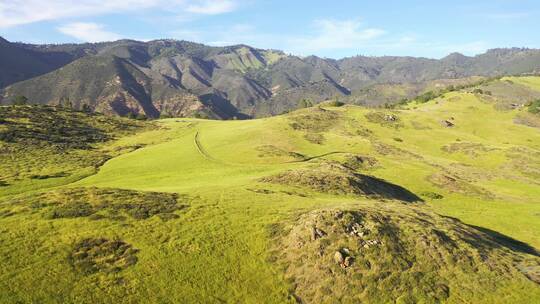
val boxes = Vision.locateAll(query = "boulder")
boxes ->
[334,251,344,264]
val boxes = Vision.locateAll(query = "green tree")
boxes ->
[12,95,28,105]
[81,104,92,113]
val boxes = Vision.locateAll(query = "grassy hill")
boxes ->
[1,77,540,303]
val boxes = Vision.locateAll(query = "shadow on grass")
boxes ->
[468,224,539,256]
[443,215,539,256]
[357,174,424,203]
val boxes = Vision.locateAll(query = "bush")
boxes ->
[421,191,444,200]
[416,91,438,103]
[12,95,28,105]
[325,100,345,107]
[472,88,484,94]
[81,104,92,113]
[297,98,313,109]
[528,100,540,114]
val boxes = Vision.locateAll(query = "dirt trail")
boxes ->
[285,151,349,163]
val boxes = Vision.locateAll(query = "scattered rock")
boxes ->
[441,120,454,127]
[343,256,354,268]
[361,239,382,249]
[311,227,327,240]
[334,251,344,264]
[334,249,353,268]
[385,114,397,122]
[365,112,403,128]
[274,208,540,303]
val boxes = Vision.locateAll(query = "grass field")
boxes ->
[1,77,539,303]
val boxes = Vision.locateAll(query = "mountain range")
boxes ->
[2,36,540,118]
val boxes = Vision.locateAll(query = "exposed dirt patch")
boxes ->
[69,238,139,275]
[259,161,421,202]
[270,207,540,303]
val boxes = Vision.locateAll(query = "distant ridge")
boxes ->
[2,37,540,118]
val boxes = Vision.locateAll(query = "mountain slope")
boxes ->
[2,37,540,118]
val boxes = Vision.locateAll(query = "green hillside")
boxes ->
[1,77,539,303]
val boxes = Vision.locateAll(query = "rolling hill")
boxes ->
[2,37,540,119]
[1,76,539,303]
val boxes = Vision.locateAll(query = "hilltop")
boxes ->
[1,76,539,303]
[2,37,540,118]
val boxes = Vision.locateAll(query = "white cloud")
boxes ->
[0,0,238,28]
[287,19,386,55]
[185,0,236,15]
[58,22,121,42]
[0,0,162,28]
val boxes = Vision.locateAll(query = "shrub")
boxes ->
[528,100,540,114]
[81,104,92,113]
[12,95,28,105]
[325,100,345,107]
[416,91,438,103]
[421,191,444,200]
[297,98,313,109]
[472,88,484,94]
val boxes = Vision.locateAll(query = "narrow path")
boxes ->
[194,131,234,166]
[284,151,350,163]
[194,131,218,162]
[194,130,352,166]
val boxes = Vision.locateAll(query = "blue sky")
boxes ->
[0,0,537,59]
